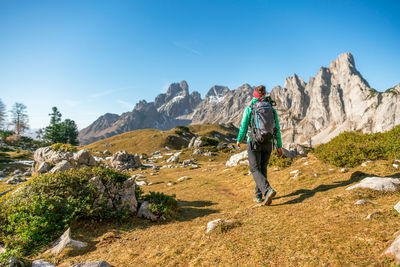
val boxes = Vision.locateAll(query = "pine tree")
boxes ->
[44,107,63,143]
[61,119,79,145]
[0,99,6,130]
[10,102,29,135]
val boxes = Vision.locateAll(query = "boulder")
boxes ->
[166,155,179,164]
[384,234,400,263]
[119,178,137,213]
[45,228,87,255]
[203,151,216,157]
[394,201,400,213]
[206,219,234,233]
[73,149,97,166]
[111,151,142,170]
[50,160,75,174]
[192,149,203,155]
[354,199,367,205]
[189,136,205,149]
[226,151,248,167]
[177,176,190,182]
[32,260,56,267]
[103,150,111,155]
[37,162,52,174]
[346,177,400,192]
[137,201,157,221]
[71,261,113,267]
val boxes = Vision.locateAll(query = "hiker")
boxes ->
[236,85,283,205]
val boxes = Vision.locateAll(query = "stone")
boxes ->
[166,155,179,164]
[361,161,372,167]
[354,199,367,205]
[346,177,400,192]
[206,219,234,233]
[137,201,157,221]
[45,228,87,255]
[290,170,299,175]
[340,168,347,173]
[71,261,113,267]
[37,162,52,174]
[304,161,309,165]
[167,182,173,186]
[177,176,190,182]
[89,176,106,194]
[6,176,27,185]
[111,151,142,170]
[73,149,97,166]
[32,260,56,267]
[182,159,194,167]
[50,160,75,173]
[192,149,203,155]
[384,234,400,263]
[203,151,216,157]
[366,210,383,220]
[239,160,249,166]
[103,150,111,155]
[9,257,24,267]
[226,151,248,167]
[136,181,147,186]
[394,164,399,169]
[394,201,400,213]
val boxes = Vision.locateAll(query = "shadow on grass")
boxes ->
[177,200,220,221]
[272,171,372,206]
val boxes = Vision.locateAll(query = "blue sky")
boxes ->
[0,0,399,130]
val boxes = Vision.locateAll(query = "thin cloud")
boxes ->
[90,87,131,98]
[173,42,201,55]
[117,100,135,110]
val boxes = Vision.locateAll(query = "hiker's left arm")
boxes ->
[273,108,282,149]
[237,106,251,144]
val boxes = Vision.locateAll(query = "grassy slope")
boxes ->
[0,150,32,192]
[35,148,400,266]
[83,124,237,155]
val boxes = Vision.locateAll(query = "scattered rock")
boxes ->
[111,151,142,171]
[73,149,97,166]
[166,154,179,164]
[188,136,205,149]
[71,261,113,267]
[182,159,194,167]
[206,219,234,233]
[217,143,228,150]
[6,176,27,185]
[132,174,146,179]
[103,150,111,155]
[361,161,372,167]
[340,168,347,173]
[50,160,75,173]
[203,151,215,157]
[304,161,309,165]
[328,168,335,172]
[239,160,249,166]
[346,177,400,192]
[136,181,147,186]
[45,228,87,255]
[314,173,318,177]
[167,182,173,186]
[226,151,248,167]
[137,201,157,221]
[384,234,400,263]
[192,149,203,155]
[290,170,299,175]
[32,259,56,267]
[394,164,399,169]
[366,210,383,220]
[394,201,400,213]
[354,199,367,205]
[177,176,191,182]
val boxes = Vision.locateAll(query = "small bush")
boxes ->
[50,143,78,152]
[268,150,294,168]
[314,125,400,167]
[0,167,129,258]
[176,126,190,132]
[143,192,178,220]
[200,136,219,147]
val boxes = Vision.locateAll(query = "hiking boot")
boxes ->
[253,196,263,203]
[261,188,276,206]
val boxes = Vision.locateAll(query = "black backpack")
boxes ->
[248,97,277,145]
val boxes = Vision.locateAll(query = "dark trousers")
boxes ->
[247,141,273,197]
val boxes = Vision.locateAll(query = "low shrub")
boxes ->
[50,142,78,152]
[143,192,178,220]
[0,167,129,258]
[314,125,400,167]
[176,125,190,132]
[268,150,294,168]
[200,136,219,147]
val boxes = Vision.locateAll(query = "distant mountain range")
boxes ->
[78,53,400,147]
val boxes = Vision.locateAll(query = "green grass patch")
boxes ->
[50,143,78,152]
[143,191,178,220]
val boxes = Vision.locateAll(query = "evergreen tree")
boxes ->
[61,119,79,145]
[43,107,79,145]
[0,99,6,130]
[10,102,29,135]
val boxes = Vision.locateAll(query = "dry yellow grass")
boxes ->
[33,150,400,266]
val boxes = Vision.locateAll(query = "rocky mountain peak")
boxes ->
[205,86,230,98]
[284,74,307,91]
[329,52,357,75]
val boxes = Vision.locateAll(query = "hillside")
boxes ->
[83,124,238,155]
[32,150,400,266]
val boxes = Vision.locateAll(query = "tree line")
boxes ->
[0,98,79,146]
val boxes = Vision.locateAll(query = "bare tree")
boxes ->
[10,102,29,135]
[0,99,6,129]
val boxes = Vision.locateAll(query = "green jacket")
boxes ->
[237,97,282,148]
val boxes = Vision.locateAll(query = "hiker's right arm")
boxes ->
[237,106,251,143]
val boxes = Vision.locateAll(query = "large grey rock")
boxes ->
[384,234,400,263]
[32,259,55,267]
[50,160,75,174]
[137,201,157,221]
[119,177,137,213]
[166,154,179,163]
[111,151,141,170]
[73,149,97,166]
[71,261,113,267]
[37,162,52,174]
[346,177,400,192]
[226,151,248,167]
[45,228,87,255]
